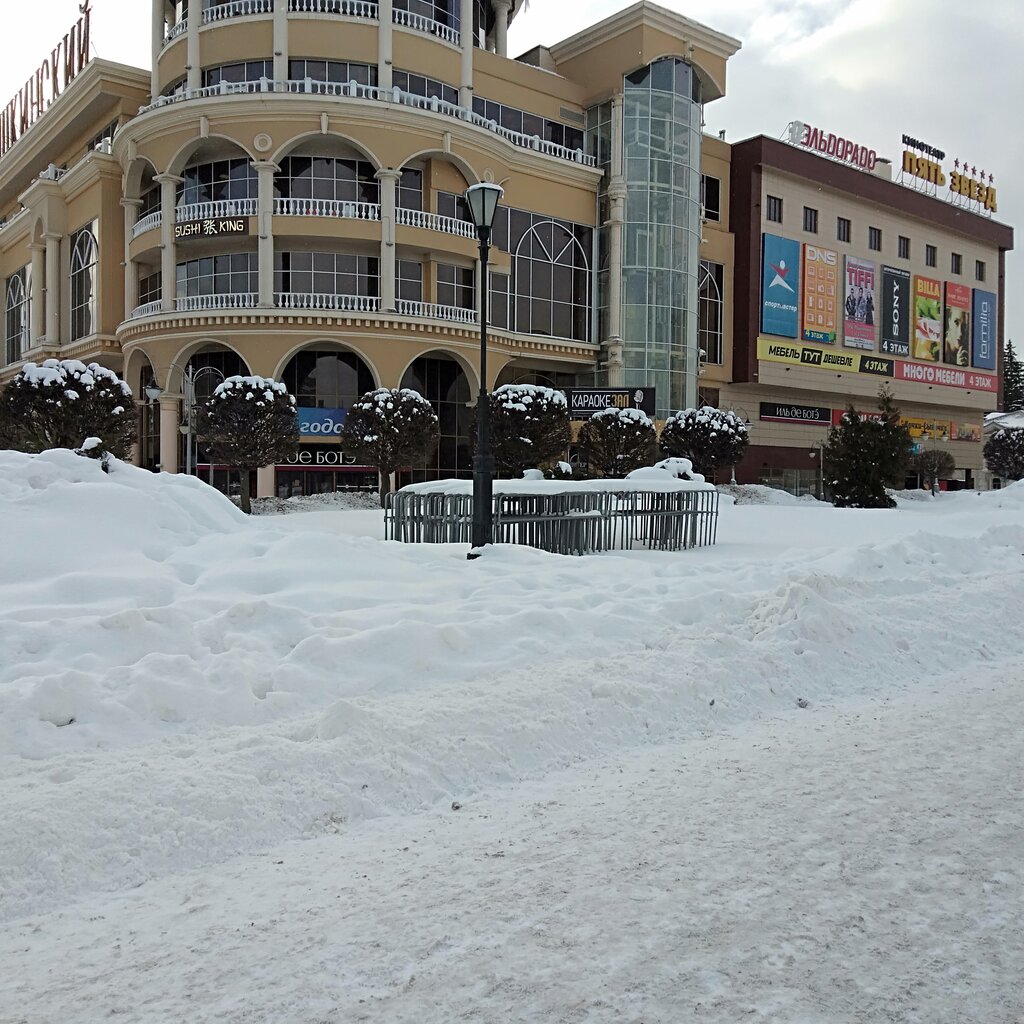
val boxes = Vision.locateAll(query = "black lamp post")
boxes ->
[464,181,504,558]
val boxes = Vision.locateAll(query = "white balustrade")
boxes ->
[129,301,164,319]
[287,0,378,15]
[175,199,258,223]
[273,198,381,220]
[395,208,475,238]
[175,293,259,312]
[202,0,274,23]
[396,299,478,324]
[275,293,381,313]
[131,212,163,239]
[164,18,188,43]
[136,80,598,169]
[392,8,459,46]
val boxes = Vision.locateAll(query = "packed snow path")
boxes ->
[1,666,1021,1023]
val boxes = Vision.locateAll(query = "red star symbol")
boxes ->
[971,165,977,176]
[953,158,960,169]
[979,169,985,179]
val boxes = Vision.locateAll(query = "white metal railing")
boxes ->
[130,301,164,319]
[396,207,475,238]
[273,198,381,220]
[202,0,274,24]
[176,293,259,312]
[288,0,379,15]
[175,199,258,222]
[396,299,477,324]
[137,81,598,168]
[275,292,380,313]
[131,212,162,239]
[392,8,459,46]
[165,18,188,43]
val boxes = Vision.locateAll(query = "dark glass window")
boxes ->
[925,244,937,268]
[203,60,273,87]
[868,226,882,251]
[701,175,721,222]
[5,266,30,365]
[837,216,851,243]
[803,207,818,234]
[289,59,377,87]
[976,260,986,282]
[951,252,962,275]
[176,252,259,297]
[274,157,379,205]
[178,159,257,207]
[70,224,98,341]
[489,273,509,330]
[471,95,584,151]
[139,271,162,307]
[766,195,783,223]
[398,355,472,483]
[282,349,375,409]
[437,191,471,222]
[391,70,459,106]
[274,252,379,298]
[398,260,423,301]
[398,168,423,212]
[437,263,474,309]
[898,235,911,259]
[698,261,724,365]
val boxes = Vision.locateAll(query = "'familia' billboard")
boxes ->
[913,275,942,362]
[801,244,838,344]
[842,256,876,350]
[972,289,997,370]
[943,282,971,367]
[761,234,800,338]
[880,266,911,357]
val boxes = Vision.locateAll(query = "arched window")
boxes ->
[514,221,590,342]
[5,267,30,365]
[698,261,724,365]
[70,224,98,341]
[281,348,375,410]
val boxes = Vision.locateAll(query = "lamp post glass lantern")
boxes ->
[464,181,504,558]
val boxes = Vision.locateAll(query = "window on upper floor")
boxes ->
[178,158,257,208]
[398,168,424,212]
[803,206,818,234]
[139,271,162,308]
[437,263,475,310]
[289,59,378,87]
[925,244,937,267]
[951,252,962,275]
[391,70,459,106]
[275,251,380,299]
[5,266,30,365]
[437,191,471,223]
[837,216,851,243]
[274,156,379,206]
[976,260,986,282]
[202,60,273,88]
[868,226,882,251]
[489,273,510,331]
[766,195,783,223]
[176,253,259,299]
[699,261,724,365]
[70,225,98,341]
[472,96,585,152]
[140,187,160,219]
[398,260,423,302]
[513,219,591,342]
[701,175,721,223]
[898,235,910,259]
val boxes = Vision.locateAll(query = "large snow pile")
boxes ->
[2,449,1024,1022]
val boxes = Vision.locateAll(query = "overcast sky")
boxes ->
[2,0,1019,347]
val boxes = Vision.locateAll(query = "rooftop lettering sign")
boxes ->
[0,1,92,159]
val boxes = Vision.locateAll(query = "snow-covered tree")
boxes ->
[575,406,656,478]
[1004,340,1023,413]
[0,359,136,459]
[338,387,439,506]
[659,406,749,479]
[983,427,1024,481]
[199,376,299,514]
[488,384,570,478]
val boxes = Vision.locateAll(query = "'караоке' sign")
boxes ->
[756,337,997,392]
[175,218,250,240]
[0,1,91,158]
[563,388,655,418]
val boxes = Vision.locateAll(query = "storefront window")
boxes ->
[399,355,471,482]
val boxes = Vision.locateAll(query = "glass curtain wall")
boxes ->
[621,57,703,416]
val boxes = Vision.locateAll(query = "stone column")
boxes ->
[256,465,276,498]
[492,0,511,57]
[155,173,180,312]
[378,0,393,91]
[605,94,626,386]
[253,161,278,308]
[121,198,143,317]
[376,169,400,313]
[158,395,180,473]
[29,242,45,346]
[152,0,166,98]
[43,232,61,347]
[273,0,289,82]
[186,0,202,91]
[459,0,474,108]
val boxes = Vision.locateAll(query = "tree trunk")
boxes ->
[378,466,392,509]
[239,468,253,514]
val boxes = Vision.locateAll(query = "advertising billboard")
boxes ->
[842,256,876,349]
[297,407,347,440]
[880,266,911,357]
[943,282,971,366]
[801,244,838,344]
[760,402,831,425]
[913,275,942,362]
[564,388,656,418]
[761,234,801,338]
[972,289,997,370]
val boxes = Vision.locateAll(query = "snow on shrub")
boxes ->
[0,359,136,459]
[659,406,749,479]
[488,384,570,478]
[575,405,656,478]
[983,427,1024,481]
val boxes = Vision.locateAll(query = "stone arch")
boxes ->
[276,342,380,416]
[272,337,382,391]
[123,156,160,202]
[165,134,258,178]
[270,131,382,172]
[397,346,479,393]
[397,148,480,188]
[158,338,253,393]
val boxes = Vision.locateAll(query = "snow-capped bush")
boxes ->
[575,405,656,478]
[983,427,1024,481]
[339,388,439,506]
[488,384,570,478]
[659,406,749,479]
[0,359,136,459]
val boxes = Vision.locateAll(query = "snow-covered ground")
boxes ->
[1,449,1022,1023]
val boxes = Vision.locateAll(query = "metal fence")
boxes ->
[386,487,719,555]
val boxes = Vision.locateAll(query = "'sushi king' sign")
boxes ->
[0,1,91,158]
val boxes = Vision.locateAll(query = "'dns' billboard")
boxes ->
[801,244,838,344]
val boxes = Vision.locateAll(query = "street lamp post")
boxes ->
[146,363,225,476]
[464,181,504,559]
